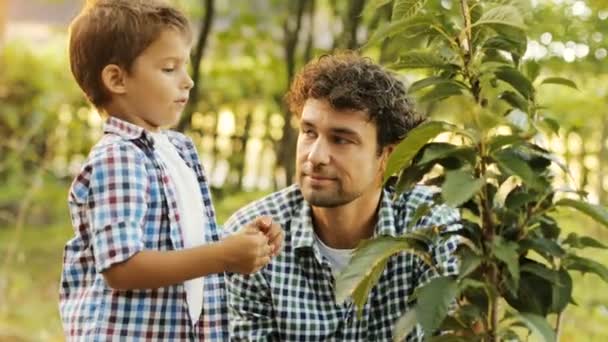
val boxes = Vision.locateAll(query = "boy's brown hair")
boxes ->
[69,0,192,109]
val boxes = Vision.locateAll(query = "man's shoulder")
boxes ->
[391,184,440,208]
[223,185,303,233]
[389,185,459,233]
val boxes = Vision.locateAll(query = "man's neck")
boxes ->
[311,189,383,249]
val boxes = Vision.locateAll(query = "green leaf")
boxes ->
[494,66,535,100]
[390,50,458,70]
[406,203,432,230]
[562,233,607,249]
[415,276,459,336]
[393,310,417,342]
[523,60,541,82]
[392,0,428,21]
[520,237,566,259]
[458,251,482,280]
[512,312,557,342]
[488,134,524,152]
[551,268,572,313]
[472,5,526,30]
[361,0,392,18]
[384,121,453,182]
[563,254,608,282]
[419,83,465,103]
[539,117,560,136]
[441,169,483,207]
[364,16,432,49]
[540,77,579,90]
[409,76,467,93]
[521,262,560,285]
[493,237,520,286]
[493,149,543,190]
[555,198,608,228]
[499,90,528,111]
[335,236,433,315]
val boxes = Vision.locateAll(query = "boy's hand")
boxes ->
[220,227,271,274]
[251,215,284,257]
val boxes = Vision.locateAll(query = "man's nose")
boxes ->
[307,138,330,165]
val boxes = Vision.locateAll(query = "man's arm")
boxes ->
[416,202,461,284]
[227,270,279,341]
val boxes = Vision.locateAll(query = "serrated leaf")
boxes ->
[384,121,454,182]
[472,5,526,30]
[555,198,608,228]
[540,77,579,90]
[493,149,543,191]
[390,50,457,70]
[563,254,608,282]
[562,233,607,249]
[419,83,464,103]
[551,268,572,313]
[364,16,432,49]
[512,312,557,342]
[521,262,560,285]
[441,170,483,207]
[335,236,433,315]
[494,66,534,100]
[409,76,467,93]
[493,237,520,286]
[392,0,428,21]
[499,90,528,111]
[393,310,417,342]
[415,276,459,336]
[361,0,392,18]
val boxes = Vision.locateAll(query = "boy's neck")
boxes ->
[103,102,161,132]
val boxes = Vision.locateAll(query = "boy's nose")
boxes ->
[183,74,194,90]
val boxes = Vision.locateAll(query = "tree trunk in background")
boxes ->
[335,0,365,50]
[276,0,307,185]
[599,116,608,205]
[579,130,589,191]
[0,0,7,46]
[177,0,215,132]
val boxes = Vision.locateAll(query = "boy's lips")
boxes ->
[175,97,188,104]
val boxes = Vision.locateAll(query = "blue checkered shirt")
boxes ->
[59,117,228,341]
[225,184,460,341]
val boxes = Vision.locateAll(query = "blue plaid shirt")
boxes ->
[60,117,228,341]
[225,184,460,341]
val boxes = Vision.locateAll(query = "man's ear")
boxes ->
[101,64,127,95]
[379,144,395,172]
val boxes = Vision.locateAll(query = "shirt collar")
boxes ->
[103,116,155,146]
[292,187,398,253]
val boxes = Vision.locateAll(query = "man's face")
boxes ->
[296,98,389,208]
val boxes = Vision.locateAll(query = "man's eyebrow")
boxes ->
[300,120,362,139]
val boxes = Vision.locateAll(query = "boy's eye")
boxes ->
[162,67,175,72]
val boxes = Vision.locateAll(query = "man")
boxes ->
[224,53,460,341]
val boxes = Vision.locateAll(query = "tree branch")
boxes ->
[177,0,215,132]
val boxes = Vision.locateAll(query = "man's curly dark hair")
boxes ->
[285,52,424,153]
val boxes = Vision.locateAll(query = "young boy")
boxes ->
[59,0,283,340]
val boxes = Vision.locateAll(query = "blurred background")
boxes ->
[0,0,606,340]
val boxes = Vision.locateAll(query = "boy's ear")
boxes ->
[101,64,127,95]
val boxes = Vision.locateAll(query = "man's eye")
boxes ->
[334,137,350,144]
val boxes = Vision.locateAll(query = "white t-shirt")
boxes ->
[151,131,206,326]
[313,232,354,276]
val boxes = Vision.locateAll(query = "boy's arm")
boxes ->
[85,143,272,290]
[103,225,270,290]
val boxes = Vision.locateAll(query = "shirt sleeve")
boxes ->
[74,143,148,273]
[227,271,279,341]
[222,214,279,341]
[416,203,461,285]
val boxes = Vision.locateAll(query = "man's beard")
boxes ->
[298,175,361,208]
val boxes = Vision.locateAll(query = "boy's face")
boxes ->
[111,29,193,131]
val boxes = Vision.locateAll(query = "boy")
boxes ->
[59,0,283,340]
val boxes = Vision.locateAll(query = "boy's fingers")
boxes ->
[252,215,272,233]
